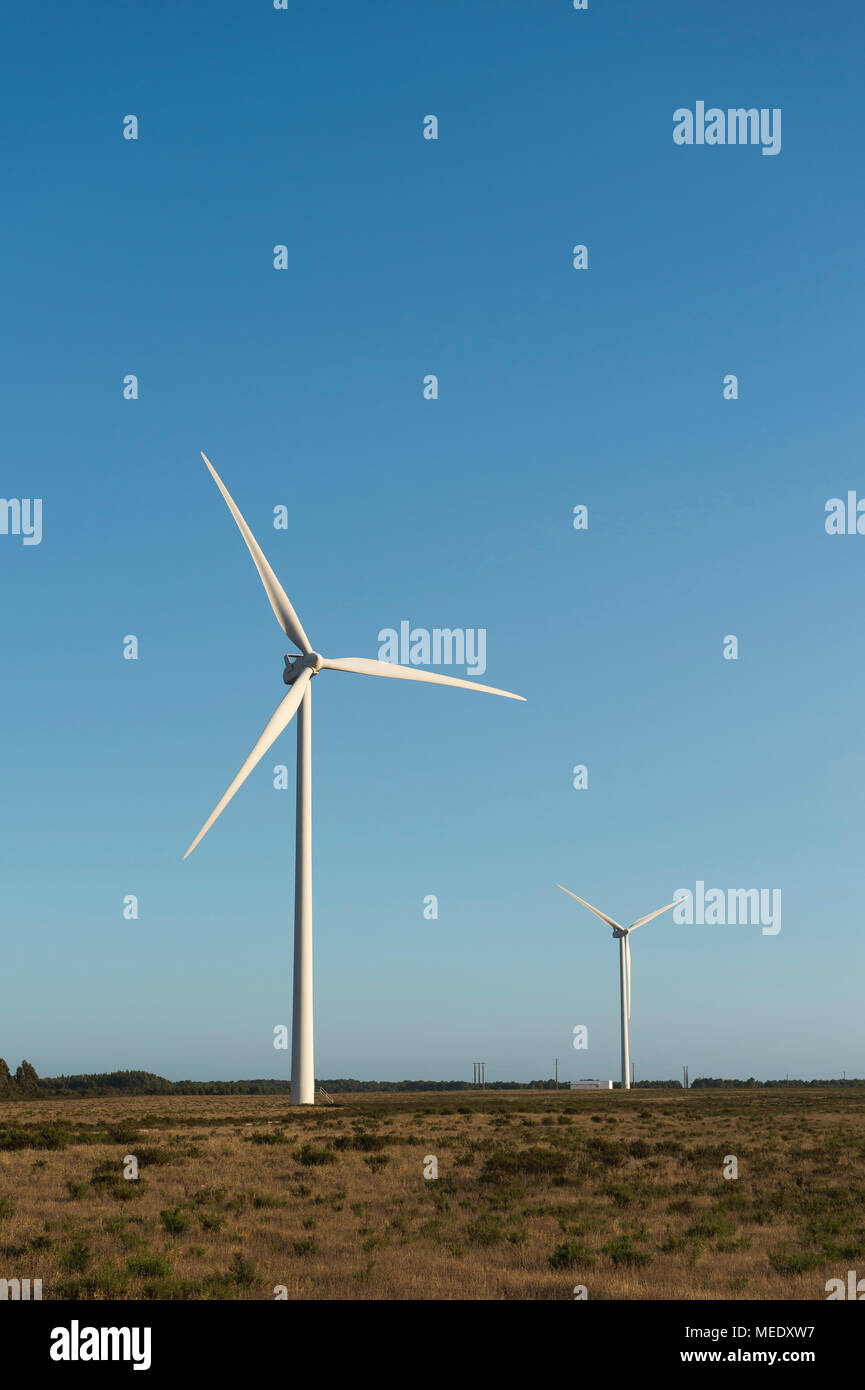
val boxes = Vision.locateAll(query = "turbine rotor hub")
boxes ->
[283,651,323,685]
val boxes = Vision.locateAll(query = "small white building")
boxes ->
[570,1079,613,1090]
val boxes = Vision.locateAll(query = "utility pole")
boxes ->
[555,1058,558,1090]
[631,1061,635,1087]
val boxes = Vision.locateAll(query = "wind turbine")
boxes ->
[183,453,526,1104]
[555,884,685,1090]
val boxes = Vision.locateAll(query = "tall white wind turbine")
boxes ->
[184,453,526,1104]
[555,884,685,1090]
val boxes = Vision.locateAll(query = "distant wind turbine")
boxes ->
[556,884,686,1090]
[184,453,526,1104]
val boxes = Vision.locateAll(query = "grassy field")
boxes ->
[1,1088,862,1300]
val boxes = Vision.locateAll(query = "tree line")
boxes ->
[1,1060,862,1098]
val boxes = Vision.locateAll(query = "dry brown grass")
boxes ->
[1,1088,863,1300]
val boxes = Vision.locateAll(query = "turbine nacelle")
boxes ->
[284,652,323,684]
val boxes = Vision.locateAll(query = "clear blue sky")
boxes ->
[1,1,862,1085]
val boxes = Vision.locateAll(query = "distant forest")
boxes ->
[0,1060,862,1098]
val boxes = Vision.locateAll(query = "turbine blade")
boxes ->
[200,452,311,654]
[627,897,688,932]
[183,667,312,858]
[320,656,525,701]
[625,933,631,1019]
[555,885,624,933]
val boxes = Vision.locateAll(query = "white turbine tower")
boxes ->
[184,453,526,1104]
[556,884,685,1090]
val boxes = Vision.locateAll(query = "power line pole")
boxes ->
[555,1058,558,1090]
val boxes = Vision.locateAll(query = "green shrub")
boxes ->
[90,1161,140,1202]
[135,1146,174,1167]
[160,1206,192,1235]
[191,1186,228,1207]
[588,1138,624,1168]
[228,1252,259,1286]
[0,1125,70,1151]
[333,1132,387,1152]
[660,1235,689,1253]
[604,1236,652,1267]
[602,1184,634,1208]
[667,1198,694,1215]
[23,1233,52,1253]
[127,1254,171,1278]
[480,1147,569,1183]
[549,1241,595,1270]
[362,1233,388,1252]
[298,1144,338,1167]
[686,1210,735,1239]
[61,1239,93,1273]
[106,1123,141,1144]
[56,1267,127,1299]
[768,1250,823,1275]
[142,1276,198,1300]
[465,1214,504,1246]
